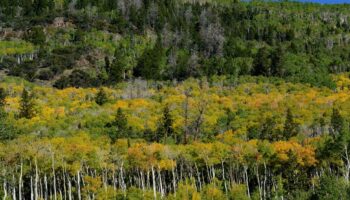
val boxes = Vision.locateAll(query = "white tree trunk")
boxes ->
[151,166,157,200]
[77,170,81,200]
[3,179,7,200]
[52,155,57,200]
[35,159,39,200]
[19,162,23,200]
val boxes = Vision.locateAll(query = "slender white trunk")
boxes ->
[19,162,23,200]
[172,167,176,196]
[120,163,126,194]
[222,161,227,195]
[158,169,164,198]
[256,165,262,200]
[344,145,350,182]
[35,159,39,200]
[77,170,81,200]
[195,163,202,191]
[68,178,72,200]
[151,166,157,200]
[212,166,215,179]
[3,179,7,200]
[12,180,16,200]
[244,166,250,199]
[63,170,66,200]
[39,178,43,200]
[103,168,108,193]
[112,170,117,192]
[263,162,267,200]
[44,175,48,200]
[52,154,57,200]
[147,170,150,189]
[30,176,33,200]
[141,171,145,191]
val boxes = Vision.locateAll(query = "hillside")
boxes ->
[1,0,350,88]
[0,74,350,199]
[2,0,350,199]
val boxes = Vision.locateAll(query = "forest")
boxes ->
[1,0,350,199]
[1,0,350,88]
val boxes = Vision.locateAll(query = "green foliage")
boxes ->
[26,26,46,46]
[2,0,350,197]
[108,49,126,84]
[134,37,167,80]
[19,88,36,119]
[0,89,18,140]
[283,108,299,139]
[107,108,129,142]
[156,105,174,143]
[216,108,235,134]
[313,175,350,200]
[0,41,35,56]
[33,0,48,15]
[95,88,108,106]
[0,88,6,107]
[331,108,345,136]
[253,47,272,77]
[0,109,18,141]
[229,184,249,200]
[2,0,348,88]
[172,179,201,200]
[201,179,225,200]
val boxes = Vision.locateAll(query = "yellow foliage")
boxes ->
[113,100,129,110]
[272,141,317,167]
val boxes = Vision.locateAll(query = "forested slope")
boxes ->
[0,74,350,199]
[1,0,350,88]
[2,0,350,199]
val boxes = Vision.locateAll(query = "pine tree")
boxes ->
[108,49,126,84]
[271,45,285,77]
[331,108,345,136]
[48,0,55,10]
[0,88,6,108]
[22,0,34,16]
[33,0,48,15]
[27,26,46,46]
[217,108,235,133]
[283,108,299,139]
[107,108,128,142]
[19,88,36,119]
[253,47,272,76]
[95,88,108,106]
[134,36,166,80]
[156,105,174,143]
[261,116,279,141]
[104,56,111,74]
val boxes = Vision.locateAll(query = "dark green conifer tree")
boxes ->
[261,116,279,141]
[95,88,108,106]
[104,56,111,74]
[283,108,299,139]
[156,105,174,143]
[271,45,285,77]
[19,88,36,119]
[253,47,272,76]
[33,0,48,15]
[331,108,345,136]
[108,49,126,84]
[134,36,166,80]
[0,88,6,107]
[107,108,128,142]
[27,26,46,46]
